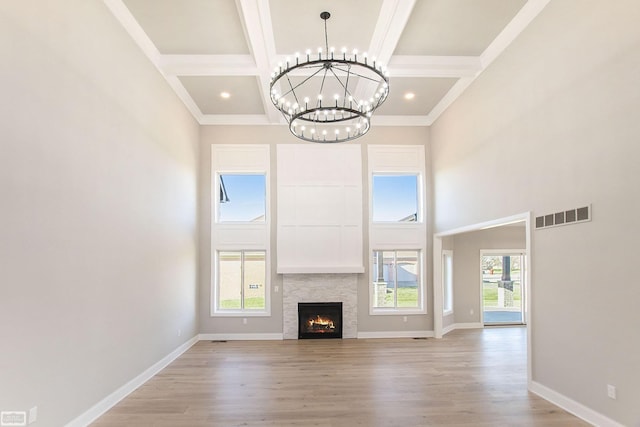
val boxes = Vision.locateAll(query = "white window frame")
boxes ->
[368,145,427,315]
[370,249,424,313]
[215,250,267,313]
[442,250,454,315]
[211,145,270,317]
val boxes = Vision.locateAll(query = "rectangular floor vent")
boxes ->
[535,205,591,230]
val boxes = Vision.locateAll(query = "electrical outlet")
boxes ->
[274,286,279,292]
[470,308,474,315]
[28,406,37,424]
[403,316,407,322]
[177,329,181,337]
[607,384,617,399]
[243,318,247,325]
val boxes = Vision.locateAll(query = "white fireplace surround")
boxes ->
[283,274,358,339]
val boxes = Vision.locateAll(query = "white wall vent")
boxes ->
[535,205,591,230]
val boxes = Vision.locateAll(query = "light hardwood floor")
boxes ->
[92,328,587,426]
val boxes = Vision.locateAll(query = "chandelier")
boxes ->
[269,11,390,143]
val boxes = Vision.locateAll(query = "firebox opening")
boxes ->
[298,302,343,339]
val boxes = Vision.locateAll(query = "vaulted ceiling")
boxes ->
[104,0,550,127]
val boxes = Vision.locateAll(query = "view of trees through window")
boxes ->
[218,251,266,310]
[372,250,420,308]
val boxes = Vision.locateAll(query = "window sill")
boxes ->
[211,310,271,317]
[369,308,426,316]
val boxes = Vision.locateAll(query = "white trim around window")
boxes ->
[442,250,454,316]
[211,145,270,317]
[368,145,427,316]
[369,249,426,315]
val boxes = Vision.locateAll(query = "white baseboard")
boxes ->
[529,381,625,427]
[66,335,199,427]
[199,333,283,341]
[357,330,434,339]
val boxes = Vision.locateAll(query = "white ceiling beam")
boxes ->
[268,54,481,79]
[164,76,205,122]
[199,114,275,126]
[480,0,553,69]
[103,0,209,123]
[372,115,430,127]
[388,56,482,78]
[103,0,160,65]
[425,0,552,125]
[353,0,416,108]
[159,55,258,76]
[369,0,417,64]
[236,0,281,123]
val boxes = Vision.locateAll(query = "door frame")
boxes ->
[433,211,532,386]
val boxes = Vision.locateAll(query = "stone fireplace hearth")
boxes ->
[282,274,357,339]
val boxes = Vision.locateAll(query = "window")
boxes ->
[372,250,420,309]
[217,251,266,311]
[218,174,266,222]
[211,144,270,317]
[372,174,419,222]
[368,145,426,316]
[442,250,453,315]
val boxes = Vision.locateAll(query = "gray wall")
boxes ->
[430,0,640,424]
[0,1,199,425]
[198,126,433,335]
[451,227,526,324]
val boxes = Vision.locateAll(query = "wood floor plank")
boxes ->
[92,328,588,426]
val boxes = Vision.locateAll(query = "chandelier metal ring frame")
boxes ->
[269,11,390,143]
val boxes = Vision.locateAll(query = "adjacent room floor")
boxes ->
[92,327,586,426]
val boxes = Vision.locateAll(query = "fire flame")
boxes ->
[307,315,335,329]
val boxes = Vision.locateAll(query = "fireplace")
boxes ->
[298,302,343,339]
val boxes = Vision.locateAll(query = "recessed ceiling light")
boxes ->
[404,92,415,100]
[220,92,231,99]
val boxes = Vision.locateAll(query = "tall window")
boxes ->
[372,250,420,309]
[442,250,454,314]
[211,144,270,316]
[368,145,426,315]
[372,174,419,222]
[217,251,266,311]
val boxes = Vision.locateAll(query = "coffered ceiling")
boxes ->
[104,0,550,127]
